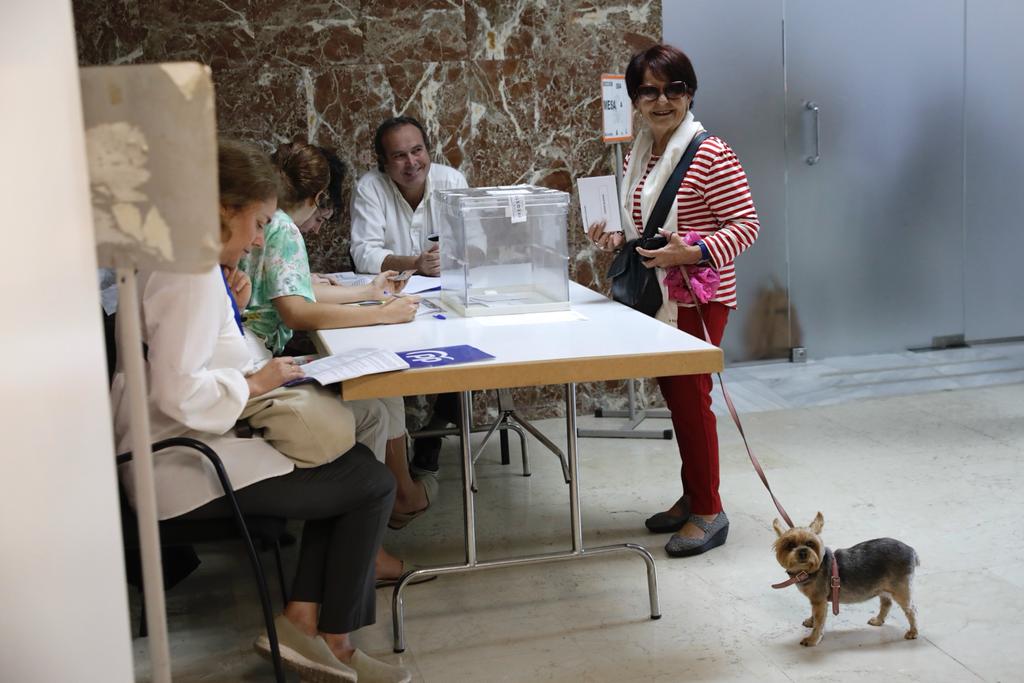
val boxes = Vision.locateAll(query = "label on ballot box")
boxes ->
[397,345,495,368]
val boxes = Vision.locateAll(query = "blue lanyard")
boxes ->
[221,270,244,335]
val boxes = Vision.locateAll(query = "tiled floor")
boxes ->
[132,346,1024,682]
[710,340,1024,414]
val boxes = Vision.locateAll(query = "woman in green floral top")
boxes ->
[239,141,437,572]
[238,148,419,355]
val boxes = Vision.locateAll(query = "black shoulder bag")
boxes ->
[607,131,710,316]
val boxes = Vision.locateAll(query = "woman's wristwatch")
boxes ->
[697,239,711,264]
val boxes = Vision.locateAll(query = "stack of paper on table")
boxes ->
[320,272,440,296]
[290,348,409,386]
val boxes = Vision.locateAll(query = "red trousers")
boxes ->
[657,302,730,515]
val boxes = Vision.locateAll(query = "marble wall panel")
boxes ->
[73,0,145,66]
[72,0,664,418]
[464,0,551,61]
[212,65,307,148]
[466,58,538,186]
[138,0,253,25]
[362,0,468,64]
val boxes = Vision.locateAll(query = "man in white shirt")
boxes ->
[350,116,468,275]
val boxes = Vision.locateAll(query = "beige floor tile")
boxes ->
[132,383,1024,682]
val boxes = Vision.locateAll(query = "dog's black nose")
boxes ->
[798,548,808,560]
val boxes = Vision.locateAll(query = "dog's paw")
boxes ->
[868,617,884,627]
[904,629,918,640]
[802,618,814,628]
[800,636,819,647]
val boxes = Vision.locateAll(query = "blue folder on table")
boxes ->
[397,345,494,368]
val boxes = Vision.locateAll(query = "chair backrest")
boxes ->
[103,310,117,386]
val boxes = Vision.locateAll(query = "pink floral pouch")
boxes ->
[664,231,720,304]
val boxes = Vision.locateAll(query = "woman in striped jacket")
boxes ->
[588,44,760,558]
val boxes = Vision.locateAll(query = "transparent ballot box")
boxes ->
[433,185,571,316]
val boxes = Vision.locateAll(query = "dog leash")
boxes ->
[673,267,843,600]
[675,270,842,609]
[676,268,796,529]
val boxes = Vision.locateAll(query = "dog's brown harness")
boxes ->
[771,549,841,615]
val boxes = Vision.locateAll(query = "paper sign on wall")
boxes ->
[601,74,632,143]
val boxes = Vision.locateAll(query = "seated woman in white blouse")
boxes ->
[110,139,411,683]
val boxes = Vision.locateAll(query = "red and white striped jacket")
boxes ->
[629,136,759,308]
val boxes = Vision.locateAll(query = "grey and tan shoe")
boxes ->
[254,615,357,682]
[644,495,691,534]
[665,511,729,557]
[351,648,413,683]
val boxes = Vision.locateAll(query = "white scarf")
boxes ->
[618,110,706,323]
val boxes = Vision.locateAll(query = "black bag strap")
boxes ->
[642,131,710,240]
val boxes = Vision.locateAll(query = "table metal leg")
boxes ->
[505,422,530,476]
[565,383,583,552]
[577,379,673,440]
[459,390,478,567]
[512,412,569,483]
[390,384,661,653]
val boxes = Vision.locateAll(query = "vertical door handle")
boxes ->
[805,101,820,165]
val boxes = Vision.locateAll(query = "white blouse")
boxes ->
[111,266,293,520]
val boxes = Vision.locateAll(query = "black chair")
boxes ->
[106,311,287,682]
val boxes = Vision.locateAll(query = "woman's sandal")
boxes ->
[375,561,438,590]
[644,495,691,533]
[387,473,438,530]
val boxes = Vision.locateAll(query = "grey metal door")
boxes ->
[785,0,966,357]
[964,0,1024,341]
[664,0,790,362]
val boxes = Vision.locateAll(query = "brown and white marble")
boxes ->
[73,0,665,418]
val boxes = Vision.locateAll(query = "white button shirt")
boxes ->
[349,163,469,273]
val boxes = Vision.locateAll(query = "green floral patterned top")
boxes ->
[238,210,315,355]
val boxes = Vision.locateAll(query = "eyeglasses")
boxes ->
[635,81,689,102]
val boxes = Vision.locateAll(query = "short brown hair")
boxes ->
[625,44,698,105]
[373,116,430,172]
[271,141,330,209]
[217,138,279,210]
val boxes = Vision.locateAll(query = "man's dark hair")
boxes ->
[373,116,430,172]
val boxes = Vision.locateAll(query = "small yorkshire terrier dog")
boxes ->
[772,512,919,646]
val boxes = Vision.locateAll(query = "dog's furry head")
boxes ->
[772,512,825,575]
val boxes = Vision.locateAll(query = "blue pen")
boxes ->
[433,313,446,320]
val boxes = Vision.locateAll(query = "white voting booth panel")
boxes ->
[81,62,221,683]
[2,1,133,680]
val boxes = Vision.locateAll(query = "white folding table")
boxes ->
[315,282,722,652]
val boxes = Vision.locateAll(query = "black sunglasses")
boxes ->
[635,81,689,102]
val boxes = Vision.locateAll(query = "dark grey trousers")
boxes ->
[181,445,396,633]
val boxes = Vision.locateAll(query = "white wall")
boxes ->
[0,0,134,680]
